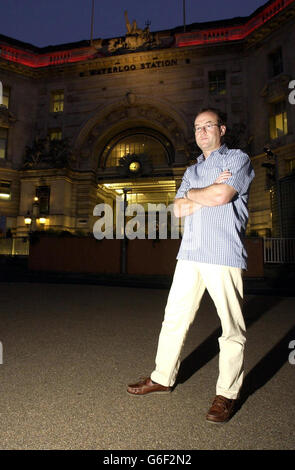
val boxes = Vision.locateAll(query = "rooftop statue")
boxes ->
[124,10,143,35]
[108,11,160,53]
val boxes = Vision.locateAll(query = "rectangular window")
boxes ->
[1,86,10,108]
[0,127,8,159]
[287,158,295,173]
[269,101,288,139]
[0,181,11,201]
[0,215,6,236]
[36,186,50,215]
[208,70,226,95]
[268,47,283,77]
[51,90,64,113]
[49,128,62,141]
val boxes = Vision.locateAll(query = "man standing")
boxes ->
[127,108,255,424]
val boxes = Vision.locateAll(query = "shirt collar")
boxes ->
[197,143,228,163]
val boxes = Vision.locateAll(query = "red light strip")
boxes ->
[175,0,295,47]
[0,0,293,67]
[0,44,100,68]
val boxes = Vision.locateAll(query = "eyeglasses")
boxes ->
[193,123,220,133]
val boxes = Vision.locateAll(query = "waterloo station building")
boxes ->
[0,0,295,246]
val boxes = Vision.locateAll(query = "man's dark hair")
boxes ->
[196,107,227,126]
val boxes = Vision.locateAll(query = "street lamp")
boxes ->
[121,187,132,274]
[24,211,32,227]
[24,210,33,241]
[24,196,39,234]
[263,147,283,237]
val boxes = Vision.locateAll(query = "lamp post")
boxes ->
[24,196,46,233]
[263,147,283,237]
[90,0,95,46]
[121,188,131,274]
[24,211,32,234]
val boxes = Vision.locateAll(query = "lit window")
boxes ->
[288,158,295,173]
[51,90,64,113]
[106,134,168,168]
[269,101,288,139]
[208,70,226,95]
[0,127,8,159]
[0,181,11,200]
[1,86,10,108]
[268,47,283,78]
[49,128,62,141]
[0,215,6,235]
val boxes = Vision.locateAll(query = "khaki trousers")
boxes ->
[151,260,246,399]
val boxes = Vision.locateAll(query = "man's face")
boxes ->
[194,111,226,156]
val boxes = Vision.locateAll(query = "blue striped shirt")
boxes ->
[175,144,255,269]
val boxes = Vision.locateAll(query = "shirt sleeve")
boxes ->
[223,150,255,195]
[175,167,192,199]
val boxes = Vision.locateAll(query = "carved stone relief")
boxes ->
[261,73,290,102]
[0,105,16,127]
[76,99,188,170]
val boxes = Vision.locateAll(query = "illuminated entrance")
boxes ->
[98,127,177,200]
[100,179,177,205]
[97,127,179,236]
[97,179,178,239]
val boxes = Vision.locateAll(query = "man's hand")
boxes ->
[186,170,236,207]
[214,170,232,184]
[173,198,202,218]
[173,170,235,217]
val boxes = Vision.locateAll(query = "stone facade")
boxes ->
[0,0,294,239]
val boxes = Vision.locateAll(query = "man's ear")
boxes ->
[220,125,226,137]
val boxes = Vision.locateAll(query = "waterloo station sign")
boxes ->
[83,58,179,77]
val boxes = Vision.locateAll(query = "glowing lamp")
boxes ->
[24,213,32,225]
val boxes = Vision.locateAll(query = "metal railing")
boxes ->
[264,238,295,263]
[0,237,30,256]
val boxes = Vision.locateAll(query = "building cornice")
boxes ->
[251,142,295,161]
[0,40,245,80]
[0,0,294,74]
[175,0,295,47]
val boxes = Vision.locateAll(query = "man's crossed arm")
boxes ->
[174,170,237,218]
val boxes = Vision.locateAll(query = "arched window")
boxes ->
[100,128,174,169]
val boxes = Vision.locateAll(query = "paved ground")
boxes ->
[0,281,294,450]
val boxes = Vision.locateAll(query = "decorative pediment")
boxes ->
[261,74,291,102]
[22,137,74,170]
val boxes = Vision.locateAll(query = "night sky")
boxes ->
[0,0,268,47]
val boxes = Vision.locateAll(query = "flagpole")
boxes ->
[183,0,186,32]
[90,0,94,45]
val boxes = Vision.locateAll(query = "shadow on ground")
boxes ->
[175,295,290,412]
